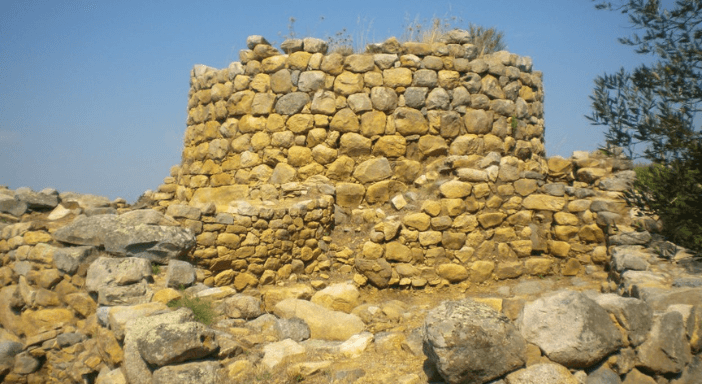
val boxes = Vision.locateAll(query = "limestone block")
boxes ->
[554,225,579,241]
[330,108,360,133]
[438,70,461,89]
[481,74,505,99]
[359,110,387,137]
[436,263,469,283]
[403,213,431,231]
[339,132,372,157]
[439,180,472,198]
[393,107,428,136]
[464,109,492,134]
[578,224,605,243]
[471,261,495,283]
[333,71,364,96]
[576,167,608,183]
[372,136,406,158]
[522,194,566,211]
[383,68,412,87]
[336,183,365,207]
[418,231,442,246]
[478,213,506,229]
[513,179,538,196]
[286,51,311,70]
[525,258,552,275]
[370,87,398,111]
[510,240,532,257]
[298,71,327,92]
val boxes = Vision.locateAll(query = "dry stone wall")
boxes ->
[152,33,634,289]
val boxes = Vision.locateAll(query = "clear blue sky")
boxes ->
[0,0,654,202]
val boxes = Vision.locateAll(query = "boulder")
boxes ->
[505,363,578,384]
[261,339,306,370]
[86,256,152,293]
[424,298,526,384]
[0,195,27,217]
[15,188,59,209]
[152,361,220,384]
[355,258,392,288]
[123,308,194,384]
[311,282,360,313]
[594,294,652,346]
[137,322,218,366]
[53,213,195,263]
[517,290,623,368]
[223,294,263,319]
[165,260,196,288]
[273,298,365,341]
[636,311,692,374]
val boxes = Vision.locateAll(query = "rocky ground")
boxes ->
[1,186,702,384]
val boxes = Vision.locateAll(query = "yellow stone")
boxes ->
[579,224,605,243]
[525,258,553,276]
[261,55,287,73]
[23,231,52,245]
[473,297,503,312]
[152,288,183,305]
[287,51,312,70]
[190,186,250,212]
[554,212,579,226]
[471,261,495,283]
[383,68,412,87]
[22,308,75,336]
[562,258,581,276]
[510,240,532,257]
[554,225,580,241]
[286,114,314,134]
[333,71,364,96]
[477,213,506,229]
[522,194,566,211]
[549,241,571,257]
[250,73,270,92]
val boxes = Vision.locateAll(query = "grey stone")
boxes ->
[370,87,398,111]
[517,290,623,368]
[53,246,98,275]
[355,258,392,288]
[598,171,636,191]
[118,209,179,226]
[670,355,702,384]
[543,183,565,196]
[246,35,269,49]
[586,366,622,384]
[152,361,220,384]
[103,223,196,264]
[505,363,578,384]
[12,352,40,374]
[426,87,450,110]
[404,87,428,109]
[636,311,692,374]
[280,39,303,53]
[223,294,263,319]
[0,195,27,217]
[98,280,153,306]
[673,277,702,288]
[353,157,393,184]
[347,93,372,113]
[15,187,59,209]
[165,260,196,289]
[86,256,152,293]
[0,341,23,375]
[412,69,438,87]
[275,317,311,342]
[274,92,310,115]
[609,231,652,246]
[298,71,326,92]
[424,298,526,384]
[594,294,652,346]
[611,247,650,273]
[123,308,194,384]
[85,206,117,216]
[633,286,702,311]
[138,322,218,366]
[166,204,201,220]
[57,332,84,348]
[303,37,327,54]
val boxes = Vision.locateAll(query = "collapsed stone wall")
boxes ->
[152,33,634,288]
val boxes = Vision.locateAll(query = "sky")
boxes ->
[0,0,657,202]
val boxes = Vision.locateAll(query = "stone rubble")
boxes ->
[1,31,701,384]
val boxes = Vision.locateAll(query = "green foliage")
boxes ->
[167,292,216,325]
[625,144,702,251]
[588,0,702,252]
[151,263,160,276]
